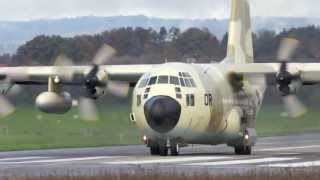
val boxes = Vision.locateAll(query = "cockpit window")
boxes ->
[189,79,196,87]
[144,74,196,88]
[158,76,169,84]
[138,79,148,88]
[185,79,191,87]
[182,72,191,78]
[148,76,157,85]
[170,76,179,85]
[179,78,186,87]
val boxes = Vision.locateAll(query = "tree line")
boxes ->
[1,25,320,107]
[1,25,320,66]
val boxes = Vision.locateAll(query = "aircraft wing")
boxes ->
[227,63,320,85]
[0,65,155,85]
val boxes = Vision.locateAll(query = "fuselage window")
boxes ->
[190,94,195,106]
[179,78,186,87]
[158,76,169,84]
[148,76,157,85]
[186,94,195,106]
[137,95,142,106]
[145,87,150,93]
[170,76,180,85]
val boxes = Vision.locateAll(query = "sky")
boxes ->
[0,0,319,21]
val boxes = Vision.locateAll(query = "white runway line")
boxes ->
[257,145,320,151]
[103,156,230,165]
[0,156,119,164]
[0,157,48,162]
[184,157,299,166]
[265,161,320,167]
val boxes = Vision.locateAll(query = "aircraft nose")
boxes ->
[144,96,181,133]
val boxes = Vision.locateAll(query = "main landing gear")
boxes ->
[234,130,253,155]
[234,145,252,155]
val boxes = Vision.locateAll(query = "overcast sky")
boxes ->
[0,0,319,21]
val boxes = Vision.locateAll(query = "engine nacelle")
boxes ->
[277,81,302,95]
[36,92,72,114]
[85,87,106,99]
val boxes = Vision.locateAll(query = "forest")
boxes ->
[1,26,320,66]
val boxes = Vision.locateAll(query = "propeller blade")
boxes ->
[54,54,74,67]
[92,44,116,65]
[78,97,99,122]
[53,54,74,81]
[282,95,307,118]
[277,38,299,61]
[86,65,99,81]
[106,81,130,98]
[279,61,288,73]
[7,85,22,97]
[0,95,14,118]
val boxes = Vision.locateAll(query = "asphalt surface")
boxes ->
[0,133,320,176]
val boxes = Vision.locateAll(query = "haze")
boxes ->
[0,0,319,21]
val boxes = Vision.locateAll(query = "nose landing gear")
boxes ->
[147,138,180,156]
[170,143,180,156]
[159,145,169,156]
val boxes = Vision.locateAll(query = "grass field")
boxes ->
[257,105,320,135]
[0,103,141,151]
[0,103,319,151]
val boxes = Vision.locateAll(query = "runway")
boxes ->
[0,133,320,176]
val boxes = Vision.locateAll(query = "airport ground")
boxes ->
[0,133,320,178]
[1,104,320,178]
[0,104,319,151]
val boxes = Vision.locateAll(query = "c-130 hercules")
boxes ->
[0,0,317,156]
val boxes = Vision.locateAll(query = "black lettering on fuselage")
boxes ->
[205,94,213,106]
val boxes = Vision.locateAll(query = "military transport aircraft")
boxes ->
[0,0,318,156]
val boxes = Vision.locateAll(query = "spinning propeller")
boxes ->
[54,44,130,122]
[275,38,307,117]
[0,73,24,118]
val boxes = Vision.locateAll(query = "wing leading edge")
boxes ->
[0,65,155,85]
[226,63,320,85]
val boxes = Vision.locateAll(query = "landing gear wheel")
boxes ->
[235,145,252,155]
[150,146,160,155]
[159,145,168,156]
[170,143,180,156]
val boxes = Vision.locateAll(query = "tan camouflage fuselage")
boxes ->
[132,62,265,146]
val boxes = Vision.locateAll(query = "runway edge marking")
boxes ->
[0,156,49,162]
[183,157,299,166]
[264,161,320,167]
[102,156,231,165]
[0,156,122,164]
[257,145,320,151]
